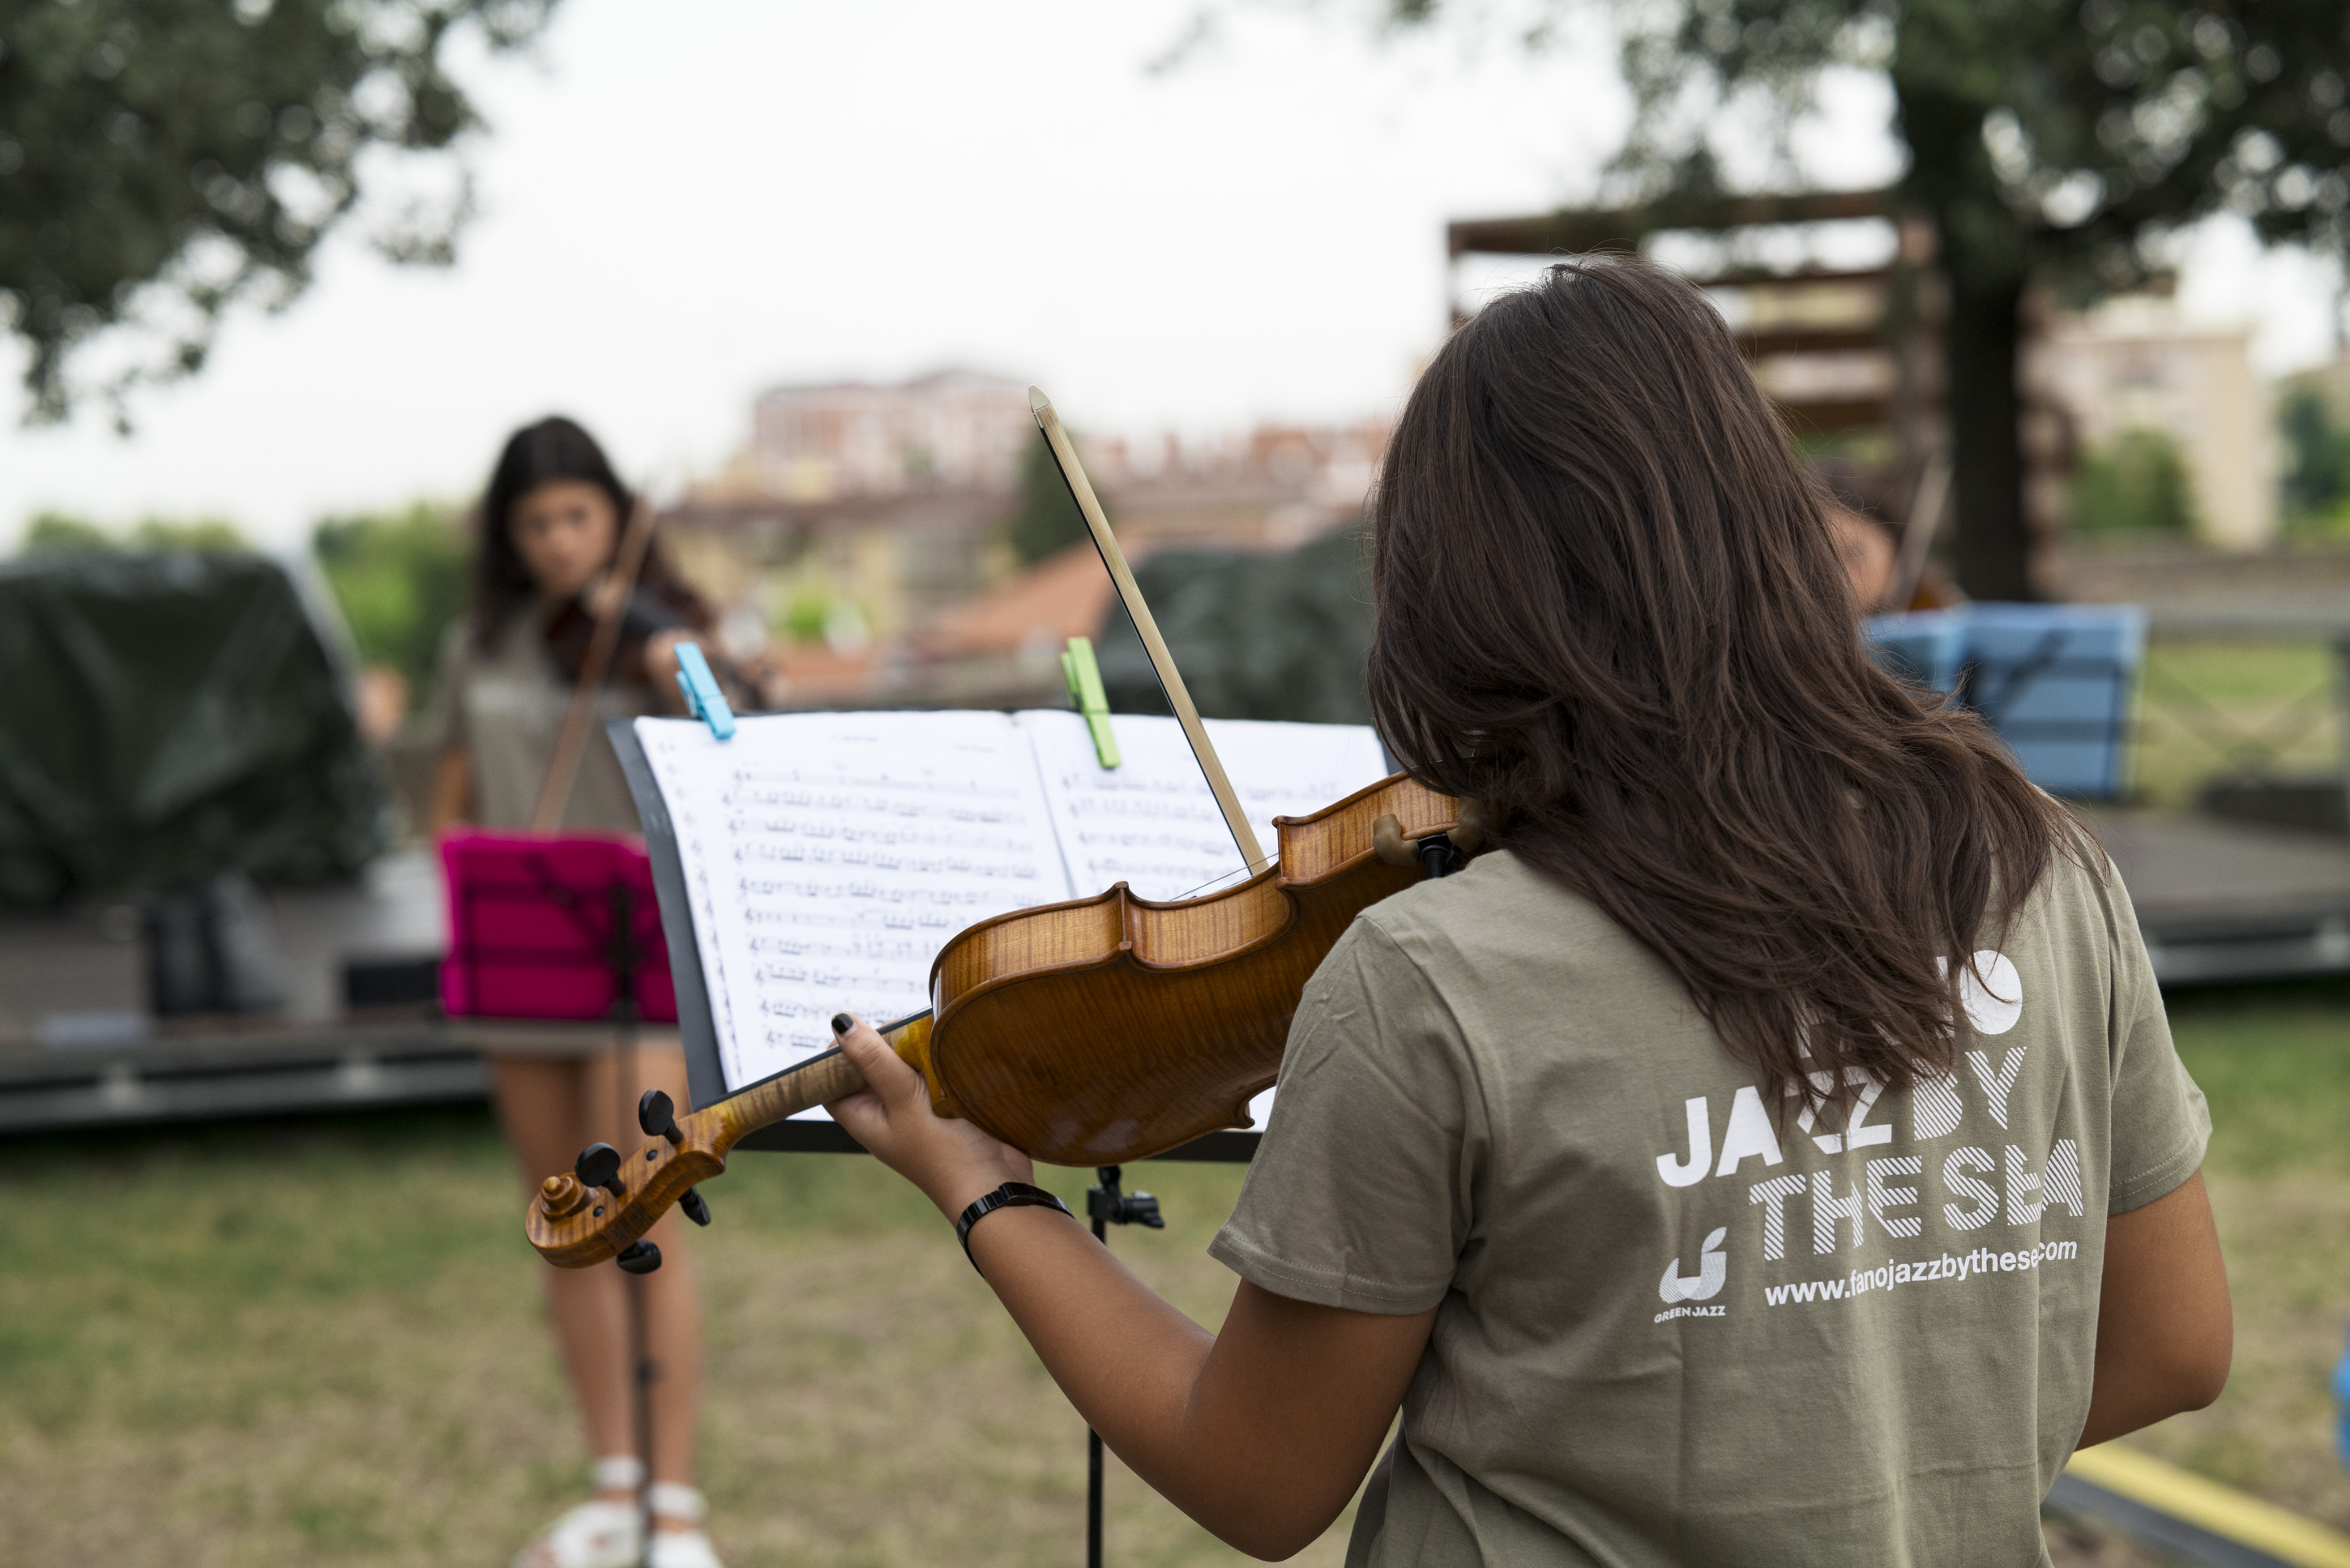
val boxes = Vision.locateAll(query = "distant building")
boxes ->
[664,367,1391,710]
[746,370,1034,501]
[1083,421,1387,551]
[2037,298,2276,550]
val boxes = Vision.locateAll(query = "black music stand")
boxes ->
[440,831,676,1568]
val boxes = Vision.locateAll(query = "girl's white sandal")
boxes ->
[512,1498,643,1568]
[515,1459,649,1568]
[647,1484,722,1568]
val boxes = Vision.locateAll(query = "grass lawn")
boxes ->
[2130,639,2341,810]
[2,985,2345,1566]
[0,1106,1335,1566]
[2126,983,2350,1532]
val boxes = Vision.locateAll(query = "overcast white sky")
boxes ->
[2,0,2342,549]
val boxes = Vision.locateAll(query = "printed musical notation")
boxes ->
[1018,711,1390,903]
[636,711,1070,1094]
[635,708,1391,1103]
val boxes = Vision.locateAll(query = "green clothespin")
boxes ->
[1061,635,1120,769]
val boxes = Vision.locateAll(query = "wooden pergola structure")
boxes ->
[1446,188,2084,593]
[1446,188,1952,544]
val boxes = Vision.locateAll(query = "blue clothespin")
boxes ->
[1062,635,1119,768]
[674,642,736,740]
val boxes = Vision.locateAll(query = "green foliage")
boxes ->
[0,0,558,425]
[2279,387,2350,532]
[1004,434,1100,566]
[19,510,116,553]
[2071,427,2197,535]
[19,510,250,553]
[131,515,250,551]
[1506,0,2350,295]
[782,583,832,646]
[310,501,468,699]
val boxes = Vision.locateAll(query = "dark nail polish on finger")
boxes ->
[831,1014,853,1036]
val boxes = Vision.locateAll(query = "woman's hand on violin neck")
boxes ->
[822,1014,1032,1218]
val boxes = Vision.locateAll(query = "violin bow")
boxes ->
[1028,388,1270,876]
[529,492,660,831]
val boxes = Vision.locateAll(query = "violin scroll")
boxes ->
[527,1117,728,1270]
[527,1017,930,1269]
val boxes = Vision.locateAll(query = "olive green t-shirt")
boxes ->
[1211,846,2207,1568]
[426,616,653,833]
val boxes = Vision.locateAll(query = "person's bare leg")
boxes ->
[579,1045,706,1523]
[494,1054,637,1475]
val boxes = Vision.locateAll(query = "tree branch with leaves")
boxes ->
[1377,0,2350,595]
[0,0,558,427]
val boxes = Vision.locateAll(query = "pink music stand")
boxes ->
[438,831,677,1023]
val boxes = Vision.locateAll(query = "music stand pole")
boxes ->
[606,879,655,1568]
[1083,1166,1165,1568]
[1087,1186,1107,1568]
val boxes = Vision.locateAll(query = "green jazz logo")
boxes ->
[1660,1227,1728,1304]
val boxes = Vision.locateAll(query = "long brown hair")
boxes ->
[470,416,709,656]
[1368,256,2075,1111]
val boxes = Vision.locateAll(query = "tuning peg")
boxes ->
[575,1142,626,1197]
[638,1088,682,1145]
[616,1239,663,1275]
[680,1186,711,1227]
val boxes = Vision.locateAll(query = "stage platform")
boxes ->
[2,815,2347,1136]
[2088,808,2350,987]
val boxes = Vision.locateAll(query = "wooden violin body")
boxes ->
[921,771,1460,1165]
[524,771,1468,1267]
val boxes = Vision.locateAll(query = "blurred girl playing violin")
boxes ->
[428,416,722,1568]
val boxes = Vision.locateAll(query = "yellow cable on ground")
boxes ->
[2066,1443,2350,1568]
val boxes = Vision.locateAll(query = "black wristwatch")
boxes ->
[955,1181,1075,1272]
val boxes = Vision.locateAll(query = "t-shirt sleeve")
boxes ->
[2099,857,2211,1215]
[1207,917,1480,1314]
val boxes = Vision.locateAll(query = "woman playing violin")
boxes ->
[427,416,724,1568]
[824,257,2230,1565]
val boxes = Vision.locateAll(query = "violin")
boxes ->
[528,499,750,830]
[526,390,1482,1271]
[543,584,694,687]
[528,772,1480,1267]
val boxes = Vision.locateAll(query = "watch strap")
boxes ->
[955,1181,1074,1273]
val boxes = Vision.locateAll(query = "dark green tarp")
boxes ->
[0,553,384,907]
[1094,526,1377,725]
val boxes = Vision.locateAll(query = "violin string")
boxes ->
[1163,850,1280,904]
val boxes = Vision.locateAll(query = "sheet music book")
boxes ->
[628,708,1390,1108]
